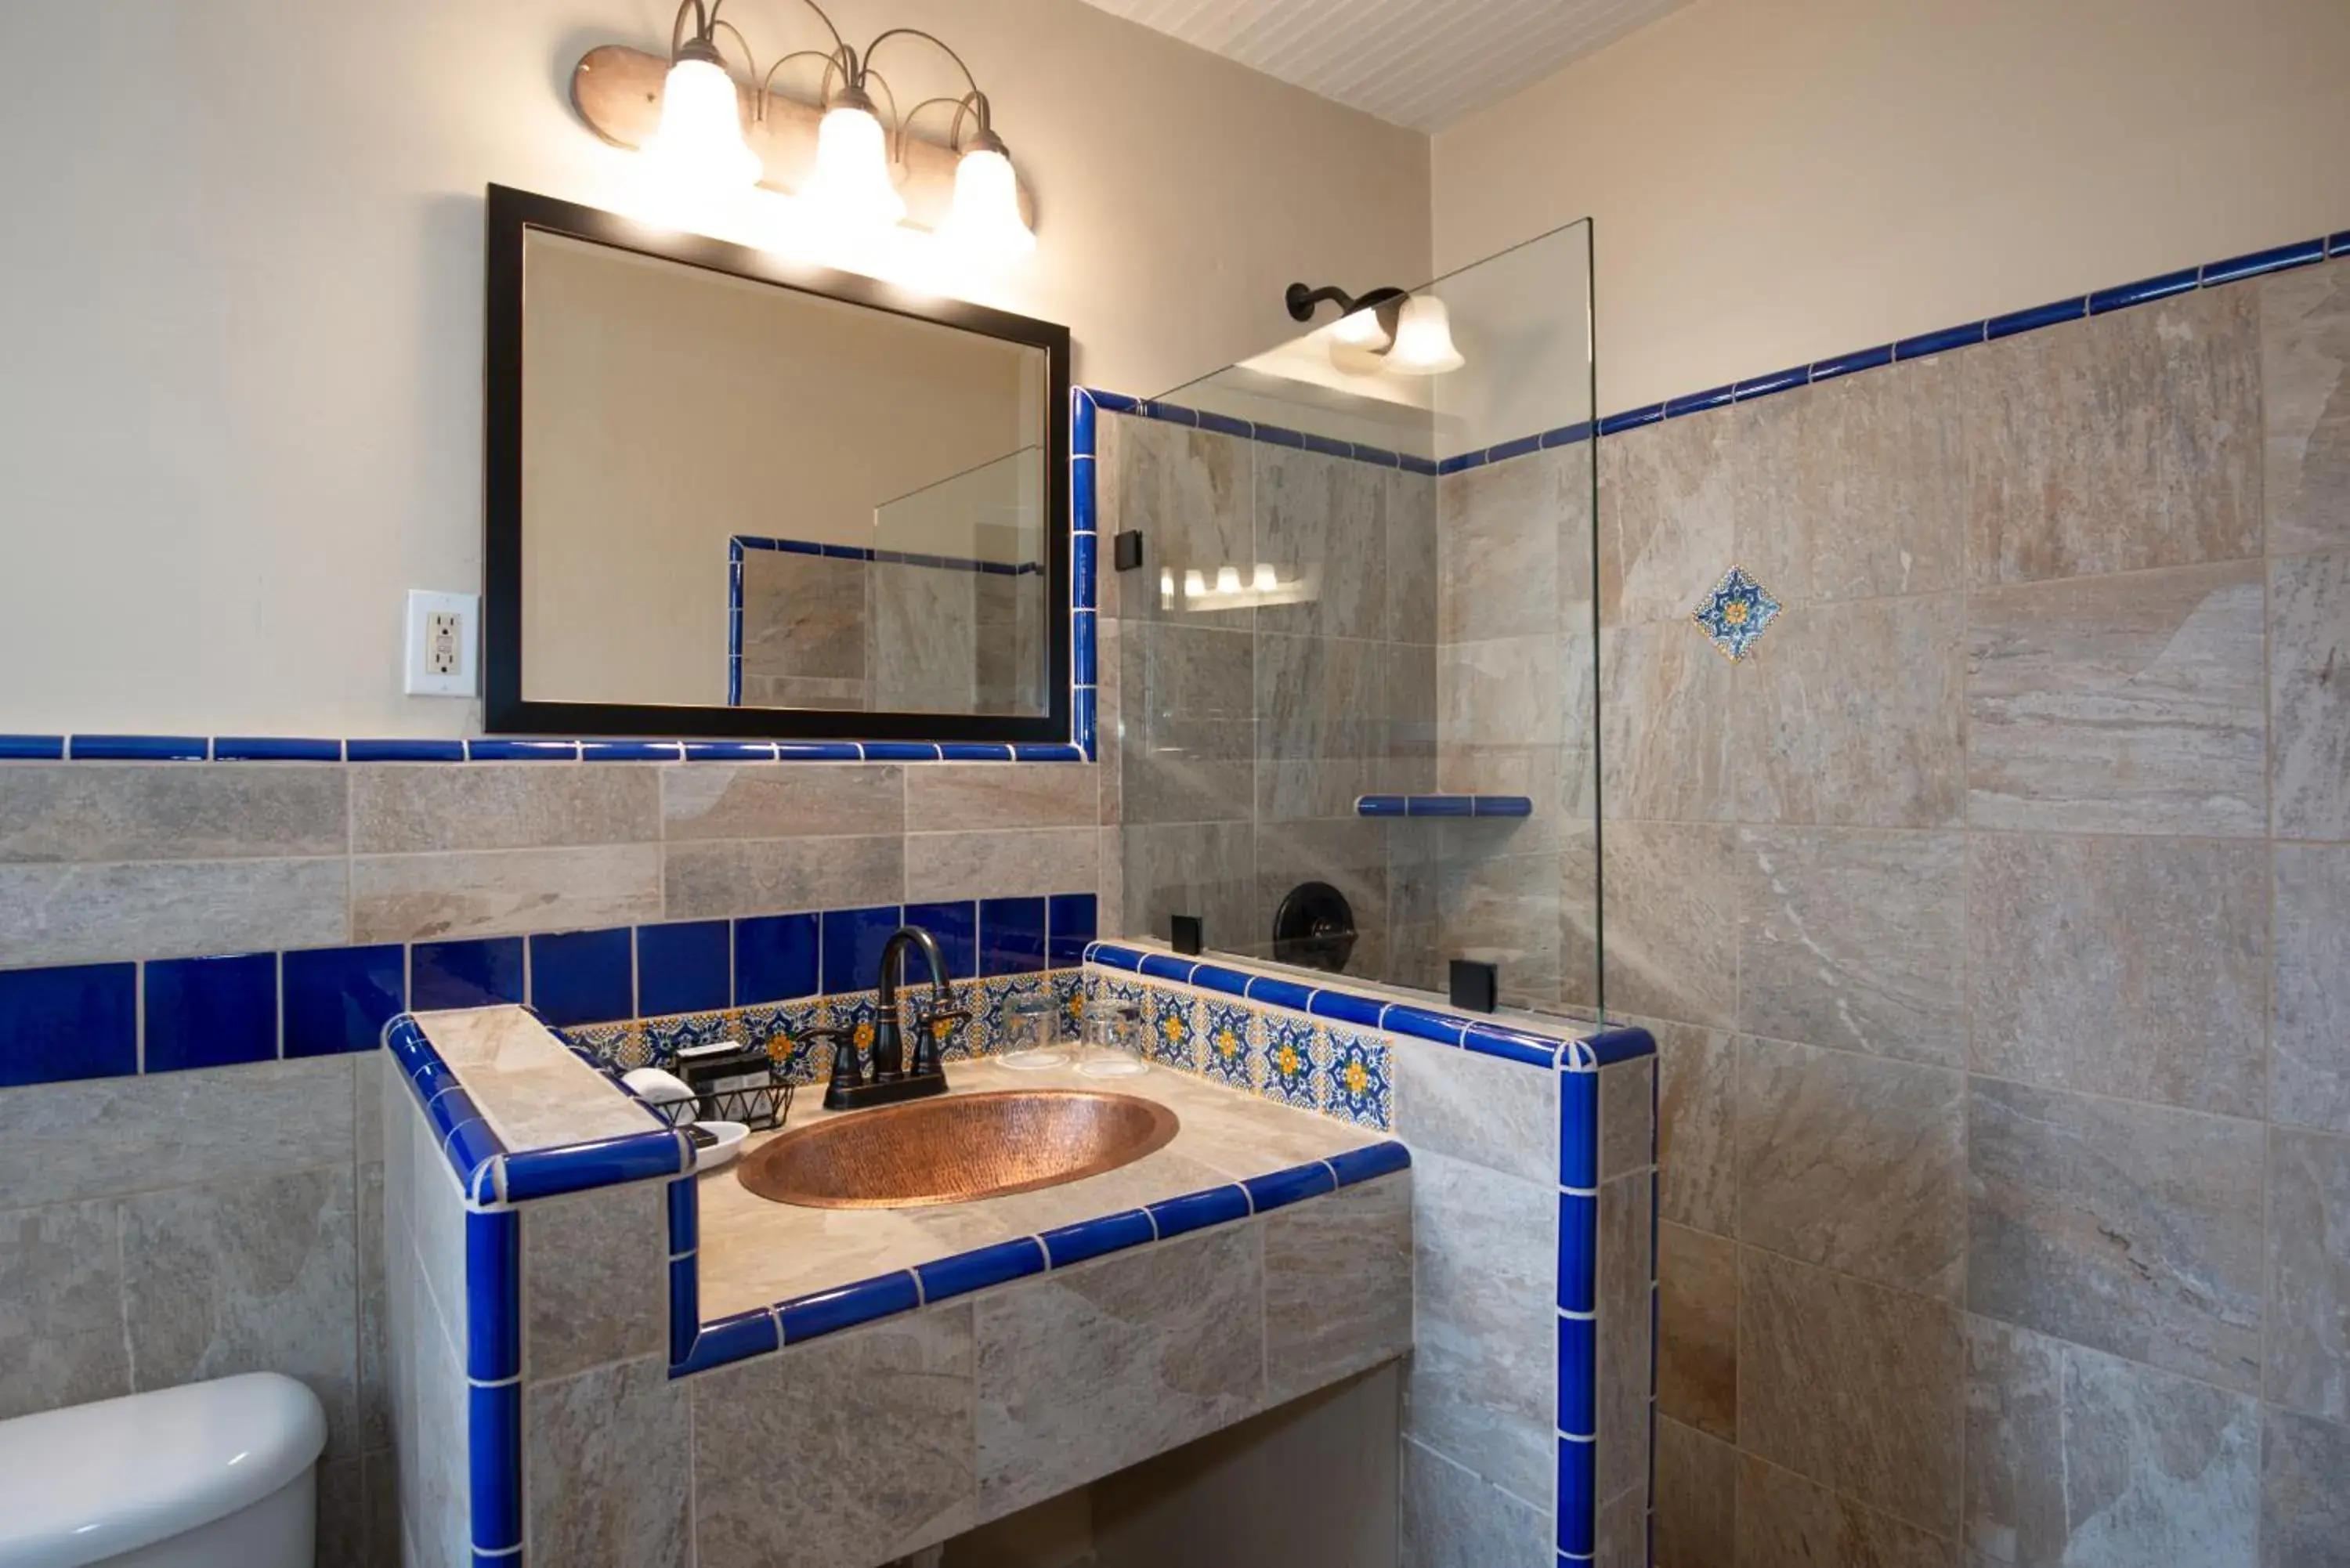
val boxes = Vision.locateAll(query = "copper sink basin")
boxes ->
[736,1089,1181,1209]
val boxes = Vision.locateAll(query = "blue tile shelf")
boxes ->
[1354,793,1534,818]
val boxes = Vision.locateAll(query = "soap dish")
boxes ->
[689,1120,750,1172]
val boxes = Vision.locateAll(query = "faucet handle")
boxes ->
[906,1006,971,1078]
[804,1026,862,1095]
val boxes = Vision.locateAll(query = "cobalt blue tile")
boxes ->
[1300,432,1354,460]
[667,1179,699,1255]
[1557,1312,1597,1439]
[465,739,577,761]
[0,734,65,758]
[1256,422,1311,450]
[1188,963,1252,999]
[1356,443,1407,467]
[1243,974,1315,1014]
[1560,1069,1599,1190]
[1895,321,1985,359]
[1558,1190,1597,1315]
[444,1116,504,1194]
[915,1237,1047,1303]
[1047,894,1097,968]
[425,1083,483,1144]
[938,742,1014,761]
[1074,612,1096,681]
[1329,1141,1411,1187]
[1587,1025,1657,1067]
[468,1381,522,1551]
[347,737,468,763]
[684,741,776,762]
[1307,990,1383,1028]
[1075,688,1097,760]
[822,905,903,995]
[1539,420,1595,449]
[1355,794,1408,818]
[668,1257,700,1366]
[465,1209,521,1381]
[1138,399,1196,426]
[1243,1162,1336,1214]
[1808,343,1895,381]
[1664,384,1735,418]
[905,901,978,980]
[1435,452,1480,475]
[1072,535,1097,609]
[1089,943,1144,974]
[1147,1184,1249,1240]
[1472,795,1534,817]
[1397,453,1440,475]
[1071,388,1097,455]
[143,952,277,1073]
[1194,410,1251,439]
[1557,1437,1596,1557]
[1462,1024,1556,1071]
[1596,403,1665,436]
[212,736,342,762]
[2088,266,2200,315]
[1405,795,1473,818]
[1379,1003,1467,1048]
[637,920,731,1017]
[2334,232,2350,258]
[861,742,942,762]
[412,938,526,1011]
[499,1129,687,1201]
[1086,387,1141,413]
[526,928,632,1028]
[778,1271,922,1343]
[981,897,1048,977]
[735,912,819,1005]
[1137,953,1197,985]
[1986,298,2088,339]
[2201,237,2326,286]
[1040,1209,1156,1268]
[819,542,872,561]
[676,1307,780,1375]
[70,735,206,761]
[579,741,683,761]
[1485,432,1543,464]
[0,963,137,1088]
[283,945,406,1057]
[1732,366,1810,401]
[772,741,863,761]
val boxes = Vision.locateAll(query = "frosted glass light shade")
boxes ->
[940,145,1035,265]
[644,58,761,191]
[1331,306,1391,350]
[1386,294,1465,375]
[806,100,906,232]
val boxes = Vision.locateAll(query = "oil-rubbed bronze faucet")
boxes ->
[821,925,969,1111]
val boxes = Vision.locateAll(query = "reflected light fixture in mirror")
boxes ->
[1283,280,1466,376]
[1386,294,1466,375]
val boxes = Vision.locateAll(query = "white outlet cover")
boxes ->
[404,589,478,698]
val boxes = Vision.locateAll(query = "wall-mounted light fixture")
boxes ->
[573,0,1036,264]
[1285,281,1465,375]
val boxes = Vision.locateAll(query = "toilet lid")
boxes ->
[0,1373,327,1568]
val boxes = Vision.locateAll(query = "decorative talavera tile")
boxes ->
[1142,985,1198,1070]
[1259,1013,1321,1111]
[563,1021,647,1072]
[1321,1027,1390,1129]
[1690,565,1782,661]
[1199,1000,1255,1089]
[639,1010,737,1066]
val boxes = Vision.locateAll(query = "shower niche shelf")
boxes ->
[1354,794,1533,819]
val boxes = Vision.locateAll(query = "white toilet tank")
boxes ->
[0,1373,327,1568]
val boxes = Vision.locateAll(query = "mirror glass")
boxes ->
[516,229,1053,717]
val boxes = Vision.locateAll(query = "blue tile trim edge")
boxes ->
[914,1237,1048,1303]
[1355,793,1532,818]
[499,1129,690,1203]
[9,735,1101,767]
[777,1270,924,1344]
[1244,1161,1337,1213]
[1039,1209,1156,1268]
[673,1306,781,1376]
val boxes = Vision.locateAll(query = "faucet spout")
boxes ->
[869,925,953,1082]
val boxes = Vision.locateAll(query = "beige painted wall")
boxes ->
[0,0,1426,736]
[1433,0,2350,415]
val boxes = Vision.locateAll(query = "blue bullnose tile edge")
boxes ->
[778,1271,923,1344]
[1188,963,1255,999]
[346,739,467,762]
[580,740,684,762]
[1405,794,1473,818]
[1327,1141,1411,1187]
[1587,1026,1657,1067]
[498,1129,689,1203]
[1596,403,1665,436]
[2089,266,2200,315]
[1379,1003,1467,1049]
[1307,989,1384,1029]
[1463,1024,1560,1071]
[1664,384,1735,418]
[1987,298,2087,339]
[1732,366,1810,401]
[467,1382,522,1554]
[1894,321,1985,359]
[1557,1191,1597,1315]
[1137,953,1198,985]
[2334,232,2350,259]
[1147,1183,1250,1240]
[465,739,578,762]
[465,1209,521,1382]
[214,736,342,761]
[668,1258,700,1367]
[1242,1162,1337,1214]
[915,1237,1048,1304]
[0,735,67,759]
[1085,942,1143,974]
[70,735,208,761]
[674,1307,782,1376]
[1557,1434,1596,1559]
[667,1177,699,1255]
[1560,1071,1600,1190]
[1242,974,1316,1013]
[446,1119,505,1198]
[1354,794,1408,818]
[1040,1209,1157,1268]
[2202,237,2326,286]
[1557,1312,1598,1436]
[1809,343,1894,381]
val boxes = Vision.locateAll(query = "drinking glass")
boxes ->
[1076,995,1148,1078]
[996,990,1068,1071]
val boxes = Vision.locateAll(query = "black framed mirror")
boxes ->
[483,185,1072,743]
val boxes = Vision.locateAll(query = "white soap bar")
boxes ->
[620,1067,697,1125]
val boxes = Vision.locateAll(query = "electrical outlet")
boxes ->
[404,590,478,697]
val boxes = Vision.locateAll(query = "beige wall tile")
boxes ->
[2268,1127,2350,1425]
[1655,1418,1737,1568]
[1115,420,1253,632]
[1601,823,1737,1029]
[2261,1404,2350,1568]
[2275,844,2350,1134]
[0,764,348,863]
[2271,550,2350,839]
[1600,1055,1656,1182]
[522,1185,668,1384]
[350,764,659,854]
[662,834,903,921]
[524,1356,689,1568]
[1598,621,1736,823]
[904,826,1097,903]
[1388,468,1441,646]
[1600,412,1734,627]
[2261,259,2350,557]
[1736,1451,1957,1568]
[1657,1222,1737,1442]
[1262,1172,1413,1404]
[1260,445,1391,643]
[1597,1171,1655,1504]
[0,857,348,966]
[660,764,904,841]
[0,1199,128,1422]
[352,844,661,943]
[1399,1436,1548,1568]
[904,763,1097,833]
[1439,445,1582,643]
[1652,1018,1736,1236]
[1393,1035,1559,1185]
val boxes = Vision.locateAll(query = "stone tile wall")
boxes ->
[1620,260,2350,1566]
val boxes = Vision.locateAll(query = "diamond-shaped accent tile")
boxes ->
[1691,565,1783,661]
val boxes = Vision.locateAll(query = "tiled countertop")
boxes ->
[693,1056,1387,1321]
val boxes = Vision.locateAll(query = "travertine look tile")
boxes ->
[1655,1418,1736,1568]
[1435,844,1563,1004]
[1737,1451,1957,1568]
[1658,1221,1736,1442]
[1736,827,1965,1067]
[1965,562,2266,835]
[1264,1172,1413,1404]
[1379,639,1439,797]
[904,827,1098,902]
[692,1305,975,1568]
[0,1200,128,1422]
[1966,833,2265,1115]
[1118,822,1253,950]
[1600,410,1734,626]
[660,764,904,840]
[1600,1055,1655,1182]
[1963,1317,2260,1567]
[1261,631,1385,821]
[903,763,1097,832]
[1966,1078,2265,1393]
[356,1162,385,1451]
[2261,259,2350,556]
[522,1186,667,1383]
[1259,445,1388,641]
[1733,591,1965,828]
[1730,352,1965,604]
[2276,844,2350,1134]
[0,857,349,966]
[1601,824,1737,1029]
[525,1355,690,1568]
[1253,816,1390,973]
[2269,1128,2350,1425]
[1596,1487,1647,1568]
[352,844,661,943]
[1597,1172,1655,1504]
[0,764,348,863]
[1407,1150,1554,1506]
[1118,419,1253,630]
[2261,1404,2350,1568]
[1389,468,1441,646]
[1740,1247,1962,1534]
[350,764,659,854]
[663,833,903,920]
[1439,444,1584,642]
[1651,1017,1736,1235]
[1400,1436,1547,1568]
[1598,620,1736,823]
[1119,622,1256,826]
[975,1221,1264,1516]
[1736,1037,1965,1299]
[1961,287,2262,585]
[2271,551,2350,839]
[1393,1035,1558,1185]
[121,1166,360,1456]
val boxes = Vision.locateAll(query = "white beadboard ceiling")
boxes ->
[1076,0,1687,132]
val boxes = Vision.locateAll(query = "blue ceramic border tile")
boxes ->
[1040,1209,1156,1268]
[2202,237,2326,285]
[1596,404,1665,436]
[213,736,342,761]
[425,1084,483,1144]
[1188,962,1253,999]
[822,905,903,995]
[906,901,978,980]
[1558,1191,1597,1315]
[636,920,731,1017]
[465,1209,521,1381]
[143,952,278,1073]
[1587,1026,1657,1067]
[0,735,64,759]
[1086,386,1140,414]
[675,1306,781,1375]
[1464,1024,1558,1071]
[413,938,526,1011]
[938,742,1014,761]
[1193,410,1252,439]
[1557,1435,1596,1559]
[1074,611,1096,685]
[1307,990,1383,1029]
[1987,298,2087,339]
[1664,384,1735,417]
[1147,1183,1250,1240]
[778,1271,922,1343]
[1435,451,1480,476]
[1397,453,1440,476]
[283,945,406,1058]
[1072,535,1096,609]
[1086,942,1142,974]
[1473,796,1534,818]
[1014,743,1086,763]
[772,741,863,761]
[446,1117,505,1198]
[1253,422,1307,450]
[1560,1070,1599,1190]
[667,1257,700,1366]
[0,963,137,1088]
[980,897,1048,977]
[1137,952,1197,985]
[1732,366,1810,401]
[2334,233,2350,259]
[684,741,777,763]
[1327,1141,1411,1187]
[734,912,819,1005]
[467,1382,522,1553]
[1071,388,1096,454]
[2089,266,2200,315]
[1809,343,1895,381]
[1047,894,1097,969]
[580,741,683,762]
[1405,795,1472,818]
[1300,432,1354,460]
[1379,1003,1467,1048]
[465,739,577,762]
[1243,1162,1336,1214]
[70,735,207,761]
[862,742,942,762]
[1242,974,1315,1013]
[1486,432,1544,464]
[499,1129,685,1201]
[527,928,634,1028]
[915,1237,1047,1303]
[1355,794,1407,817]
[667,1177,698,1255]
[1539,420,1596,449]
[345,739,467,762]
[1557,1312,1597,1438]
[1895,321,1985,359]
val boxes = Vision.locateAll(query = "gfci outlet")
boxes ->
[404,590,478,697]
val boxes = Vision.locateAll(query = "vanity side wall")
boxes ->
[382,1061,475,1568]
